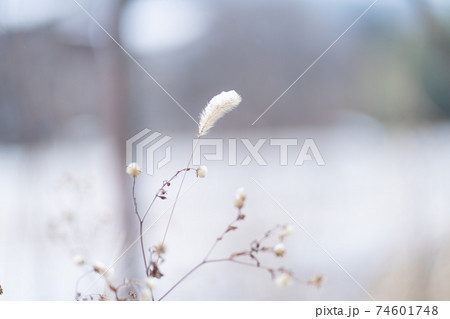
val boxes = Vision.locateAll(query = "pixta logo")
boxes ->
[192,138,325,166]
[126,129,325,175]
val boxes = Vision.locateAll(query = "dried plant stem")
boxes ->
[158,138,201,256]
[160,213,250,300]
[158,258,227,301]
[75,269,94,299]
[132,177,149,275]
[142,168,193,222]
[203,215,241,261]
[158,257,280,301]
[158,214,307,300]
[132,168,195,278]
[139,222,148,275]
[132,177,140,221]
[202,237,221,262]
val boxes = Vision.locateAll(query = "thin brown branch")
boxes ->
[156,138,201,267]
[75,269,95,300]
[203,211,242,262]
[131,177,148,275]
[158,258,228,301]
[132,177,141,222]
[141,167,194,222]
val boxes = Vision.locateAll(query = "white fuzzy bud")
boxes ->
[146,277,156,289]
[126,162,141,178]
[93,262,114,279]
[235,198,244,209]
[93,262,107,274]
[275,272,292,287]
[281,224,294,237]
[73,255,84,266]
[235,187,246,201]
[234,187,246,209]
[273,243,286,257]
[197,165,207,178]
[93,262,106,273]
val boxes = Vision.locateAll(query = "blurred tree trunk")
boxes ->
[413,0,450,115]
[94,0,137,267]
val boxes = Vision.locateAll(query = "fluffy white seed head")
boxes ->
[235,198,244,209]
[235,187,246,201]
[281,224,294,237]
[197,165,207,178]
[93,262,114,279]
[93,261,106,274]
[273,243,286,257]
[275,272,293,287]
[126,162,141,178]
[198,90,242,137]
[141,288,152,301]
[73,255,84,266]
[146,277,156,289]
[234,187,246,209]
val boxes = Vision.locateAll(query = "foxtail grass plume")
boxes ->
[198,90,242,137]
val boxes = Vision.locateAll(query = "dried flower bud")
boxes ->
[235,198,244,209]
[197,165,207,178]
[275,272,292,287]
[273,243,286,257]
[126,162,141,178]
[234,187,246,209]
[154,244,166,255]
[93,262,106,274]
[281,224,294,237]
[141,288,152,301]
[146,277,156,289]
[129,290,137,299]
[309,275,323,288]
[235,187,246,201]
[73,255,84,266]
[94,262,114,279]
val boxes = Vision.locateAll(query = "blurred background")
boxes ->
[1,0,450,300]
